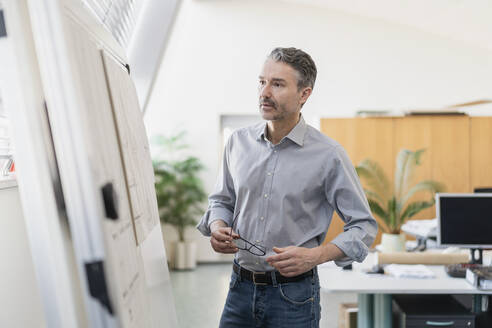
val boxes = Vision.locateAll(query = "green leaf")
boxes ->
[387,197,399,232]
[363,188,385,205]
[367,199,388,222]
[400,200,435,224]
[355,159,391,202]
[394,148,425,199]
[400,180,446,206]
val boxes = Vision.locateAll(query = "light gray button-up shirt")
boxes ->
[197,116,377,272]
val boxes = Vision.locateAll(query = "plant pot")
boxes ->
[185,241,197,270]
[173,241,197,270]
[381,233,405,252]
[174,242,186,270]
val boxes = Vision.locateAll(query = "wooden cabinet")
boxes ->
[470,117,492,190]
[320,116,490,246]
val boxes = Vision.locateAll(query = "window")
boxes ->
[220,114,261,149]
[81,0,142,48]
[0,93,14,176]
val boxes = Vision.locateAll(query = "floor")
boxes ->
[170,262,231,328]
[169,262,357,328]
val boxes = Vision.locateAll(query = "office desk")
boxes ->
[319,252,492,328]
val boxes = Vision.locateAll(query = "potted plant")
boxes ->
[355,149,445,252]
[152,132,207,269]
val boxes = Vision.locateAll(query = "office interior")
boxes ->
[1,0,492,327]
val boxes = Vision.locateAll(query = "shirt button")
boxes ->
[274,150,277,153]
[267,172,272,176]
[264,194,268,198]
[256,240,260,243]
[260,216,264,221]
[256,262,259,265]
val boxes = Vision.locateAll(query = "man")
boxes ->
[197,47,377,327]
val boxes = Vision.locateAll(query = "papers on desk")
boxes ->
[401,218,437,238]
[465,266,492,290]
[385,264,436,279]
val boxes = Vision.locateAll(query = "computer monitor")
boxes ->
[474,187,492,193]
[436,193,492,264]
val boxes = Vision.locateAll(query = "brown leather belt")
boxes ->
[233,261,314,285]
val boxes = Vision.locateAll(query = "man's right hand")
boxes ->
[210,220,240,254]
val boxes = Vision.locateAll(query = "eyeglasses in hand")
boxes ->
[229,210,266,257]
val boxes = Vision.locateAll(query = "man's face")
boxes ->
[258,59,309,122]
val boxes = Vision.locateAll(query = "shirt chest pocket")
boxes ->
[230,158,271,199]
[276,167,324,203]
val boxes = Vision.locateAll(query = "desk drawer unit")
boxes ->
[393,295,475,328]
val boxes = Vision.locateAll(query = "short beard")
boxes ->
[259,106,286,121]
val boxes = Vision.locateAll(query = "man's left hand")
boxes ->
[266,246,321,277]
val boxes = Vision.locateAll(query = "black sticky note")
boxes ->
[0,10,6,37]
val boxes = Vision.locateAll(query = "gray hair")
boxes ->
[268,47,317,90]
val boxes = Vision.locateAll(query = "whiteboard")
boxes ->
[64,17,150,327]
[102,51,160,245]
[3,0,178,327]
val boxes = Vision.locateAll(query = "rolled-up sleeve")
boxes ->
[325,146,378,267]
[196,136,236,236]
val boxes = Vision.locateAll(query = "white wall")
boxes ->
[0,185,46,327]
[144,0,492,261]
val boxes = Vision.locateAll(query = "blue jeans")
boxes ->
[219,267,321,328]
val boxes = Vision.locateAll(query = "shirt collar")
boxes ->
[256,114,307,147]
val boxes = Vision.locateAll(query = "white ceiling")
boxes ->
[282,0,492,51]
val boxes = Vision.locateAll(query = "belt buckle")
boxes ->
[252,272,267,285]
